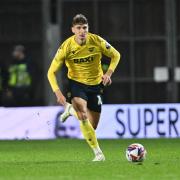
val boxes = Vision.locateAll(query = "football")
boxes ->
[126,143,147,162]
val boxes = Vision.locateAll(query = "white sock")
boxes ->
[93,146,103,156]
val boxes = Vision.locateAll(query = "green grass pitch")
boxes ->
[0,138,180,180]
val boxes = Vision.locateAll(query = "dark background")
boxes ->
[0,0,179,105]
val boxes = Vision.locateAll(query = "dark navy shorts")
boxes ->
[67,79,104,113]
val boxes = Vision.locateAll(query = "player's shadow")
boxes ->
[154,162,161,165]
[136,162,143,165]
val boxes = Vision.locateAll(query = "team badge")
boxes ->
[72,50,76,54]
[88,47,94,52]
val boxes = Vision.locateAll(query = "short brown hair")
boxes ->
[72,14,88,26]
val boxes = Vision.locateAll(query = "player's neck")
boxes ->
[75,37,86,46]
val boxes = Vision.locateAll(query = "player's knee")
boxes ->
[77,111,88,121]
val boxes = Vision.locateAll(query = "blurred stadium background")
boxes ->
[0,1,180,179]
[0,0,180,138]
[0,0,179,106]
[0,0,180,137]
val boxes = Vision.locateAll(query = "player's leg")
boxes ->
[60,100,101,127]
[87,109,100,130]
[60,81,79,122]
[72,97,105,161]
[86,109,106,161]
[86,85,103,130]
[81,82,105,161]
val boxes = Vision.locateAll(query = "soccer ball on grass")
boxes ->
[126,143,147,162]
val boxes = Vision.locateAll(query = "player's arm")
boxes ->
[99,37,121,86]
[47,47,66,106]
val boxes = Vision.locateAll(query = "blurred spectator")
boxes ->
[4,45,33,107]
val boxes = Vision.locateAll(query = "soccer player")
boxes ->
[48,14,121,161]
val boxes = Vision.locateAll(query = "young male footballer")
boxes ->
[48,14,121,161]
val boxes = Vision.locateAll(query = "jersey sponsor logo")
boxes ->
[73,56,94,64]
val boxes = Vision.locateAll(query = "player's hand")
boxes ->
[102,69,113,86]
[55,89,66,106]
[102,74,112,86]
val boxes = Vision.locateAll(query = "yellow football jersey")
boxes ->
[48,33,120,92]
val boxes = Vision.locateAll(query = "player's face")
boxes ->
[72,24,88,42]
